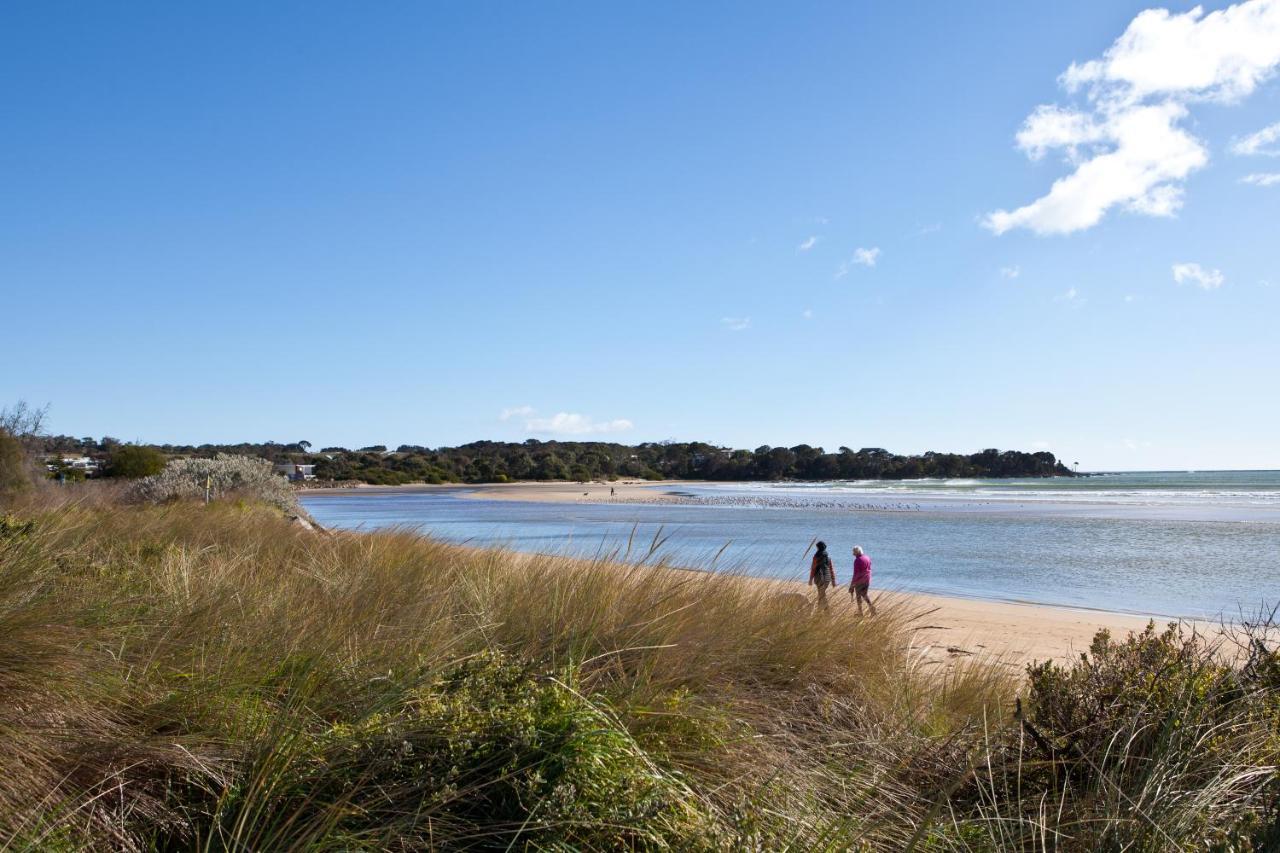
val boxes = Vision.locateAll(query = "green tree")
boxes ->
[0,430,32,495]
[105,445,167,479]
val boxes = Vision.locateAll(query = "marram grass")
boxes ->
[0,493,1276,851]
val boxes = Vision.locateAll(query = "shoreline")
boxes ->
[298,481,1214,666]
[299,479,1280,522]
[650,564,1180,669]
[297,480,688,502]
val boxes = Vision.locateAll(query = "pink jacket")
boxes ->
[852,554,872,585]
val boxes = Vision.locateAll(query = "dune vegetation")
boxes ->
[0,482,1277,850]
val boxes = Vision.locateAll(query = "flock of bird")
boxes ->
[604,493,926,512]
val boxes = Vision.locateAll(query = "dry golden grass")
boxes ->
[1,489,1275,851]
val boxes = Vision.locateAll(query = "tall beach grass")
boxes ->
[0,489,1276,850]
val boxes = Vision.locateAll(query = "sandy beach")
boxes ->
[644,572,1170,671]
[298,480,688,504]
[457,479,691,503]
[300,480,1202,668]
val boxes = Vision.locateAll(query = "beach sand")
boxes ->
[299,480,688,504]
[661,570,1167,671]
[460,480,689,504]
[874,589,1163,671]
[300,480,1198,668]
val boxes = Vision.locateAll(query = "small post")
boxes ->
[205,474,211,505]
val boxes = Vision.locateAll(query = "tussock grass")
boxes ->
[0,492,1276,850]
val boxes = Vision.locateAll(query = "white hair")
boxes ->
[852,546,864,556]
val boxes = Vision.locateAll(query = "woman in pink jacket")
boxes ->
[849,546,876,616]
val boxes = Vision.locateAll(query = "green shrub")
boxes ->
[998,622,1280,849]
[0,513,36,541]
[0,430,32,495]
[105,444,167,478]
[206,652,720,849]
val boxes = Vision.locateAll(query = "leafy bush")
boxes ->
[0,430,31,495]
[988,621,1280,849]
[0,513,36,541]
[104,444,167,478]
[129,453,298,512]
[208,652,719,849]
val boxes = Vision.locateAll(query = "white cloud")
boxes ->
[1000,265,1021,279]
[525,412,634,436]
[853,246,880,266]
[1232,120,1280,155]
[1056,287,1080,302]
[1061,1,1280,104]
[1172,261,1225,289]
[986,103,1206,234]
[797,235,819,252]
[1124,294,1137,302]
[499,405,535,421]
[721,316,751,331]
[835,246,880,278]
[1241,171,1280,186]
[917,222,942,235]
[986,0,1280,235]
[801,308,813,319]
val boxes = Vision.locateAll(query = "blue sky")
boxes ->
[3,1,1279,470]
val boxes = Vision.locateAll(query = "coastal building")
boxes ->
[46,455,100,474]
[274,462,317,481]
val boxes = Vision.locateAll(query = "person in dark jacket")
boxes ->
[808,541,836,609]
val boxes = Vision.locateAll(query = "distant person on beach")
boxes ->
[808,541,836,609]
[850,546,876,615]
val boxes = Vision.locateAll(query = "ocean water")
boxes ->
[302,471,1280,620]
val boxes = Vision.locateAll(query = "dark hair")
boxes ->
[816,541,826,551]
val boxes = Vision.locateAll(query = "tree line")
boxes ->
[33,430,1073,484]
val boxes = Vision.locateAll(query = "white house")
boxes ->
[46,455,100,473]
[275,463,316,481]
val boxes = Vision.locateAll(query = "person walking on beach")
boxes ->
[850,545,876,616]
[809,541,836,609]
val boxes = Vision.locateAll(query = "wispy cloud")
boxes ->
[1000,265,1021,279]
[797,235,819,252]
[917,222,942,236]
[1172,262,1225,290]
[499,405,535,421]
[835,247,880,278]
[985,0,1280,235]
[801,308,813,319]
[853,247,880,266]
[526,412,634,436]
[1055,287,1080,302]
[1241,172,1280,186]
[721,317,751,331]
[502,406,633,436]
[1232,121,1280,156]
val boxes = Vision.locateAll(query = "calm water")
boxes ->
[302,471,1280,619]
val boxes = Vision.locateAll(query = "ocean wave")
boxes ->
[689,472,1280,509]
